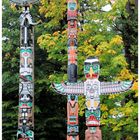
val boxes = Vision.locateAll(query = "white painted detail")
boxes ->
[84,79,100,110]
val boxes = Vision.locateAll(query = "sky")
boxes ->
[102,4,112,12]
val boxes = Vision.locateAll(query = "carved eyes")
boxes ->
[86,84,98,90]
[93,85,98,90]
[85,65,90,71]
[92,65,99,72]
[85,64,99,72]
[20,48,32,54]
[86,84,91,90]
[93,65,98,70]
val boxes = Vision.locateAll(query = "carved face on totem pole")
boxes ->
[67,0,78,20]
[84,57,100,127]
[20,48,33,81]
[84,57,100,79]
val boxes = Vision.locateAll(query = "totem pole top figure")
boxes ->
[10,0,39,6]
[84,57,100,79]
[67,0,78,20]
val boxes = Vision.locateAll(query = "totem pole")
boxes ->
[9,0,39,139]
[67,0,79,139]
[53,57,133,139]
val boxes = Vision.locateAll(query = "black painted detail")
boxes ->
[68,64,77,82]
[67,38,77,46]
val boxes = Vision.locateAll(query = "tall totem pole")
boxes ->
[67,0,79,140]
[9,0,39,139]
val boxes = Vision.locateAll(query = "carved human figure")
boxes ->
[67,95,79,136]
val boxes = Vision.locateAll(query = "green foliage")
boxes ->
[113,0,138,73]
[3,0,137,139]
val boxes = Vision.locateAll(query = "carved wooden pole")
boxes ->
[85,127,102,140]
[67,0,79,140]
[9,0,38,139]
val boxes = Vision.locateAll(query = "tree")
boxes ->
[113,0,138,73]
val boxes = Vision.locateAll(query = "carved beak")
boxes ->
[89,67,94,78]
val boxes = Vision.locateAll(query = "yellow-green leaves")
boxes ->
[110,35,123,45]
[39,0,66,28]
[37,30,67,62]
[78,96,85,116]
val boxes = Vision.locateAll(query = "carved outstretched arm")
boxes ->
[100,81,133,95]
[52,82,84,96]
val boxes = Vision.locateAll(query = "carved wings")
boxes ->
[10,0,39,6]
[52,81,133,96]
[52,82,84,96]
[100,81,133,95]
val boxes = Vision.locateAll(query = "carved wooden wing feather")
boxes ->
[52,82,84,95]
[100,81,133,95]
[10,0,39,6]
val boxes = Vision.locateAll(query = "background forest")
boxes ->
[2,0,138,140]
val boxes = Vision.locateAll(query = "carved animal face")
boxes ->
[68,0,77,11]
[85,109,100,127]
[20,48,32,57]
[84,57,100,79]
